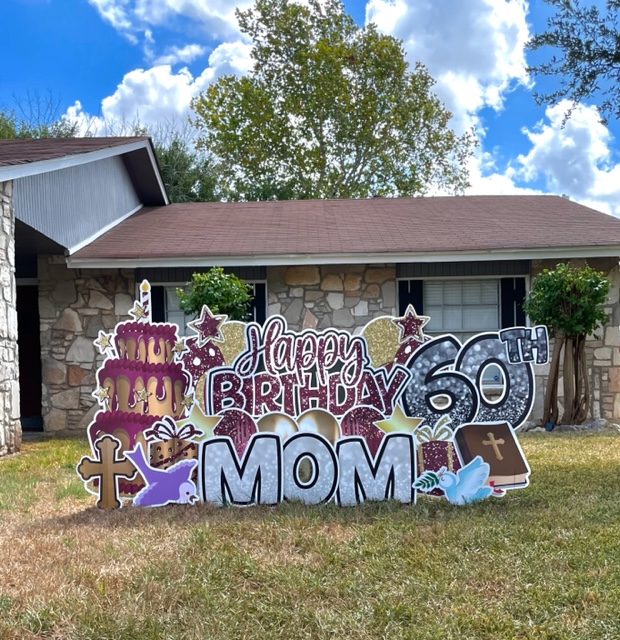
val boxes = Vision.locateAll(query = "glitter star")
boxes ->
[375,404,423,433]
[134,387,151,403]
[129,302,148,321]
[176,404,222,440]
[392,305,430,343]
[94,331,114,354]
[188,306,227,346]
[181,393,194,410]
[172,340,188,358]
[93,386,110,403]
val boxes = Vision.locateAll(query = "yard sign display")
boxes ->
[77,281,549,509]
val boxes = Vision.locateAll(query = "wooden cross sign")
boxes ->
[77,435,137,510]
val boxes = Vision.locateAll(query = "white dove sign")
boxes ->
[77,281,548,510]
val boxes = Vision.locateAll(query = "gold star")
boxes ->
[129,302,147,321]
[134,387,151,403]
[375,404,423,433]
[177,404,222,440]
[172,340,188,358]
[94,331,113,354]
[181,393,194,410]
[93,386,110,403]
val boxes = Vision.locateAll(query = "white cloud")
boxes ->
[514,100,620,215]
[366,0,531,133]
[88,0,132,31]
[153,43,207,65]
[89,0,254,41]
[64,41,253,131]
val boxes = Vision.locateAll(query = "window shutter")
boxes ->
[398,280,423,315]
[151,286,165,323]
[500,277,526,328]
[250,282,267,324]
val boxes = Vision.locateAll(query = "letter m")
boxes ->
[200,434,282,506]
[336,434,415,506]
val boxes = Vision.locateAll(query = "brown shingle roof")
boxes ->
[0,137,149,167]
[70,195,620,263]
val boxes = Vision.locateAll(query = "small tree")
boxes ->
[523,263,610,426]
[177,268,252,321]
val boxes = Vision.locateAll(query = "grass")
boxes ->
[0,432,619,639]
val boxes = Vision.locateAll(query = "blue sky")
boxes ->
[2,0,620,214]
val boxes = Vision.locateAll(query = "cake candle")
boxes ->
[139,280,152,323]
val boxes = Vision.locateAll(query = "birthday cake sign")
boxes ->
[77,281,549,510]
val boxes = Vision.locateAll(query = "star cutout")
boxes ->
[176,404,221,440]
[181,393,194,410]
[172,340,188,358]
[134,387,152,403]
[94,331,114,354]
[188,306,227,346]
[129,302,148,321]
[93,386,110,403]
[392,305,430,343]
[375,404,423,433]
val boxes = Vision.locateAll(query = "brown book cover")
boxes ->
[453,422,530,489]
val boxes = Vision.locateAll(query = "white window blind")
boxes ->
[424,279,500,339]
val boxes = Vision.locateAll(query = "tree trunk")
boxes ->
[574,335,589,424]
[562,336,576,424]
[543,332,564,427]
[562,333,589,424]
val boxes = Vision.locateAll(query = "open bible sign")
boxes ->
[78,281,548,510]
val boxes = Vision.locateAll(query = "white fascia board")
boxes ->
[0,140,153,180]
[142,143,169,206]
[66,245,620,269]
[67,204,144,255]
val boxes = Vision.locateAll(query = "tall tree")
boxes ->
[528,0,620,122]
[191,0,474,200]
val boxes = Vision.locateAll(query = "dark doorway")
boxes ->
[17,284,42,430]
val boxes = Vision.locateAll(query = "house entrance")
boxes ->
[17,283,42,430]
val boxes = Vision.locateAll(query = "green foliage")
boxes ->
[191,0,474,200]
[176,268,252,320]
[527,0,620,122]
[523,263,610,339]
[0,107,79,138]
[154,135,219,203]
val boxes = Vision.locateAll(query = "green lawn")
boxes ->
[0,432,619,639]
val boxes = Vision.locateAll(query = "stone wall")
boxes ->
[267,264,396,332]
[531,258,620,423]
[0,181,21,454]
[38,256,135,433]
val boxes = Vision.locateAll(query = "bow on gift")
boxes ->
[145,415,202,441]
[415,416,454,443]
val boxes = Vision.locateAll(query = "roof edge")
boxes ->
[66,245,620,269]
[0,138,155,181]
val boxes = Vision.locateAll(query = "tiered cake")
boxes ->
[89,301,192,495]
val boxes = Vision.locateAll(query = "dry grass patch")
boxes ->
[0,432,619,638]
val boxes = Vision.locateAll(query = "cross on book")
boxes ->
[482,432,505,460]
[77,435,136,510]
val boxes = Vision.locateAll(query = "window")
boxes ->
[397,276,526,336]
[150,282,267,335]
[424,279,499,341]
[398,276,527,388]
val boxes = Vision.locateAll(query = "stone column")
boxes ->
[0,181,21,455]
[38,256,135,433]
